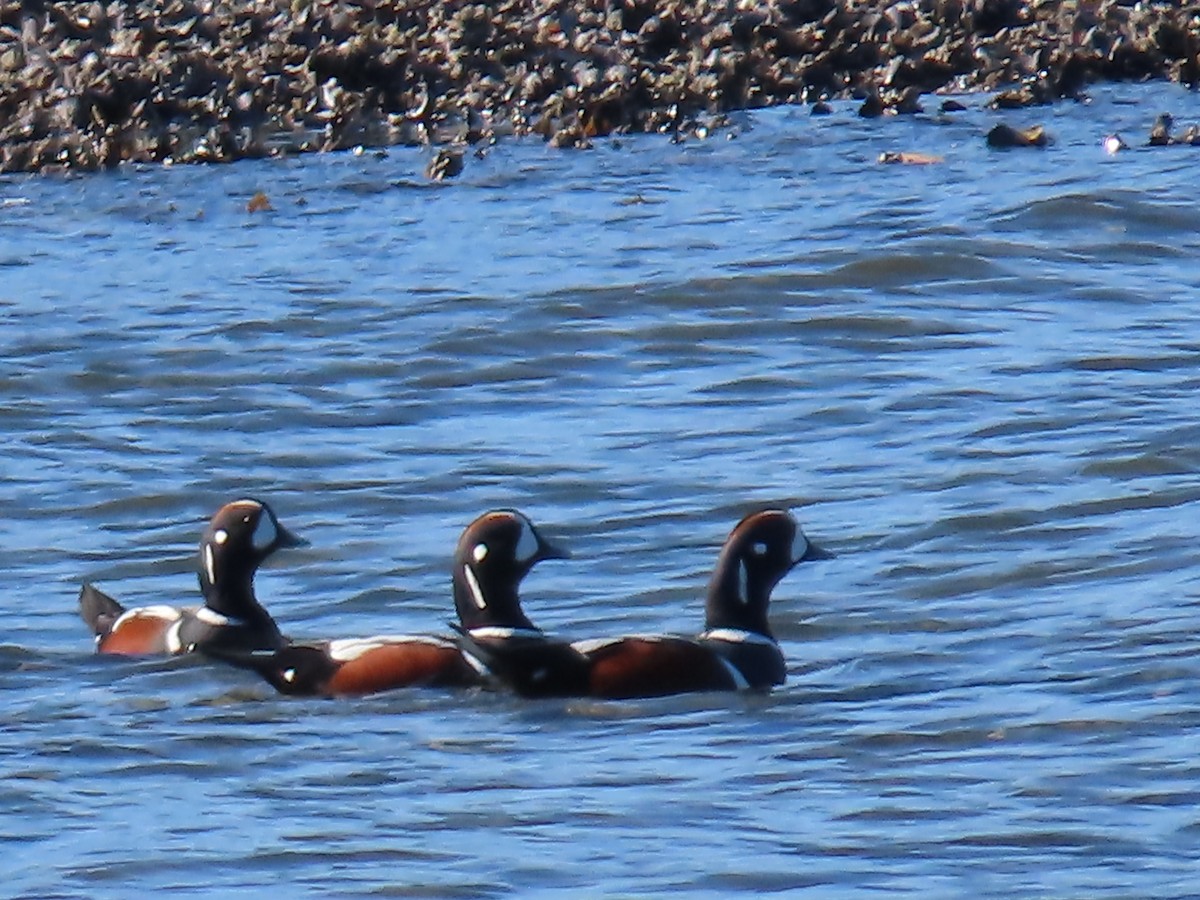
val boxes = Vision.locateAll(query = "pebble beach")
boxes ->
[1,1,1198,173]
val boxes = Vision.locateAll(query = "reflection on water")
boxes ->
[1,83,1199,898]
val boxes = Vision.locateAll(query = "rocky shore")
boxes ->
[1,0,1197,174]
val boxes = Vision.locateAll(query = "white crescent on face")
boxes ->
[252,511,278,551]
[790,527,809,564]
[513,515,540,563]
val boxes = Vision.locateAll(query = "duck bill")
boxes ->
[800,540,834,562]
[538,537,571,562]
[276,525,309,550]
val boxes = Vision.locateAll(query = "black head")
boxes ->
[704,509,831,637]
[197,498,306,617]
[204,644,334,696]
[452,509,569,632]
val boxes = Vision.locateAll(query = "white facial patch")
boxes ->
[463,565,487,610]
[751,541,767,556]
[791,528,809,563]
[213,529,228,545]
[473,543,488,563]
[203,543,217,585]
[514,517,539,563]
[252,512,278,551]
[283,668,296,683]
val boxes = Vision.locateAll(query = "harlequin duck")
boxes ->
[205,509,575,697]
[79,498,304,656]
[572,509,831,698]
[449,509,593,698]
[203,634,481,697]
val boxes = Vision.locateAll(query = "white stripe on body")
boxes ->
[570,634,672,654]
[467,626,545,640]
[328,635,453,662]
[715,655,751,690]
[699,628,777,647]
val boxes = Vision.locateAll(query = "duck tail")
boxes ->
[79,583,125,638]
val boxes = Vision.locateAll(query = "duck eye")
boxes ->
[473,543,488,563]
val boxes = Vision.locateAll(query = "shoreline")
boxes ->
[1,0,1198,174]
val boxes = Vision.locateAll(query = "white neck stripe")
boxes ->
[701,628,776,647]
[194,607,241,626]
[468,626,543,640]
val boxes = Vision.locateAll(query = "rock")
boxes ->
[1176,124,1200,146]
[858,93,885,118]
[892,87,924,114]
[878,151,944,164]
[2,0,1198,173]
[1148,113,1173,146]
[425,147,464,181]
[986,123,1051,148]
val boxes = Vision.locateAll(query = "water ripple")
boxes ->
[1,82,1199,898]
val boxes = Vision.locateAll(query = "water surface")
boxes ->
[2,83,1199,897]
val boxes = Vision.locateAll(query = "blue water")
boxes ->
[2,82,1200,897]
